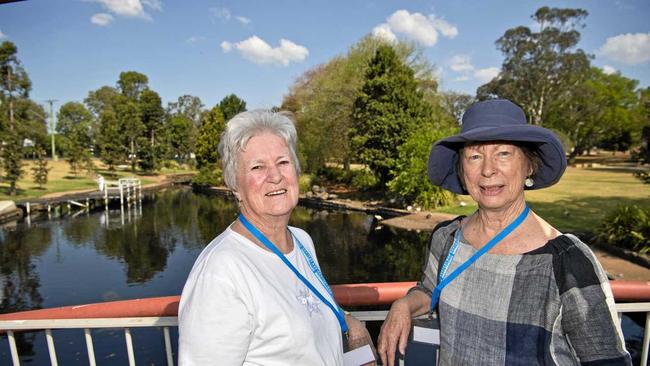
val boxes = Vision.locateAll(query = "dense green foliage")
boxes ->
[598,205,650,254]
[284,36,441,173]
[0,41,32,194]
[195,106,225,169]
[57,102,94,175]
[218,94,247,121]
[351,44,433,185]
[31,146,49,188]
[388,125,457,208]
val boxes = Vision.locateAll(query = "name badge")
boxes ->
[413,325,440,345]
[343,344,375,366]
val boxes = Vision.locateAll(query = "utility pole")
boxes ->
[46,99,58,161]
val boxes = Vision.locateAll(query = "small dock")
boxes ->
[15,178,142,218]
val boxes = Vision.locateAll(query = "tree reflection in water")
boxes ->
[0,188,432,364]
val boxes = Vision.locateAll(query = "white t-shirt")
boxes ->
[178,225,344,366]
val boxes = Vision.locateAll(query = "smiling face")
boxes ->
[460,142,531,211]
[234,132,299,224]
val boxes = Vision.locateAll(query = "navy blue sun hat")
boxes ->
[428,99,566,195]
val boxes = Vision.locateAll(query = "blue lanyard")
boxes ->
[430,205,530,312]
[238,214,349,335]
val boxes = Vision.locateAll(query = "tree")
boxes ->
[546,67,642,160]
[350,44,433,185]
[388,124,457,208]
[637,87,650,163]
[118,71,148,100]
[0,41,32,195]
[218,94,246,121]
[31,146,49,188]
[139,89,165,171]
[167,94,204,128]
[283,35,439,173]
[116,100,144,172]
[97,109,123,171]
[57,102,94,175]
[167,115,193,163]
[439,92,475,125]
[477,7,591,126]
[195,105,225,168]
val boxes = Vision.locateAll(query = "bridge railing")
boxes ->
[1,281,649,366]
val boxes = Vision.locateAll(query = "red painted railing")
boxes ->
[1,280,648,321]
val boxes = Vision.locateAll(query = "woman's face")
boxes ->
[235,132,299,222]
[460,142,530,211]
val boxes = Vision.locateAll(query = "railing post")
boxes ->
[642,312,649,366]
[45,329,58,366]
[84,328,97,366]
[8,331,20,366]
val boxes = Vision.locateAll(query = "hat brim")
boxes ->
[428,125,567,195]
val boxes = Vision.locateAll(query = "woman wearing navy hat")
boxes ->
[377,99,631,365]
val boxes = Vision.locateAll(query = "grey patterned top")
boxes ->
[411,218,631,366]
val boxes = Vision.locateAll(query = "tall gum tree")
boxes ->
[0,41,32,195]
[477,7,591,126]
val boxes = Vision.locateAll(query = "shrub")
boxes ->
[598,205,650,254]
[387,126,457,209]
[299,174,314,193]
[634,170,650,184]
[350,169,379,191]
[192,164,223,187]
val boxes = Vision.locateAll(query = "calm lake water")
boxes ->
[0,187,430,365]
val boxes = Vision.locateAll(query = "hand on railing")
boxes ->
[377,298,412,366]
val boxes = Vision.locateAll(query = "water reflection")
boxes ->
[0,188,429,364]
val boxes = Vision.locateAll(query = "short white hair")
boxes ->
[218,110,301,191]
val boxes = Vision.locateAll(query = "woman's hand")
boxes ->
[377,298,412,366]
[346,314,378,366]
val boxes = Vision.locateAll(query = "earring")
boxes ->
[524,177,534,188]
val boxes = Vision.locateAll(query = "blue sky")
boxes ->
[1,0,649,113]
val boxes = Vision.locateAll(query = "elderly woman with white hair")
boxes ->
[178,110,374,365]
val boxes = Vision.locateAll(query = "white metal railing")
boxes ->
[1,304,649,366]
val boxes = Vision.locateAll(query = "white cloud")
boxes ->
[430,15,458,39]
[91,13,114,26]
[386,10,438,46]
[91,0,161,21]
[236,16,251,25]
[210,7,231,21]
[598,33,650,65]
[220,41,233,52]
[0,30,6,39]
[186,35,206,44]
[372,24,397,43]
[474,67,500,83]
[602,65,617,75]
[454,75,471,82]
[374,10,458,47]
[221,36,308,66]
[449,55,474,72]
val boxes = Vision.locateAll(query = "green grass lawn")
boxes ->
[0,159,195,201]
[437,166,650,233]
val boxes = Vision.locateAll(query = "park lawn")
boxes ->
[0,159,193,201]
[437,166,650,233]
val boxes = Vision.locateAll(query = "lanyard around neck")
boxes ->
[430,204,530,312]
[238,214,349,335]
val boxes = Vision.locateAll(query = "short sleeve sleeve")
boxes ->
[557,237,631,365]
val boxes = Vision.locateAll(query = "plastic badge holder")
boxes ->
[394,317,440,366]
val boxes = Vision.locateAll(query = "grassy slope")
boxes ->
[437,166,650,233]
[0,159,194,201]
